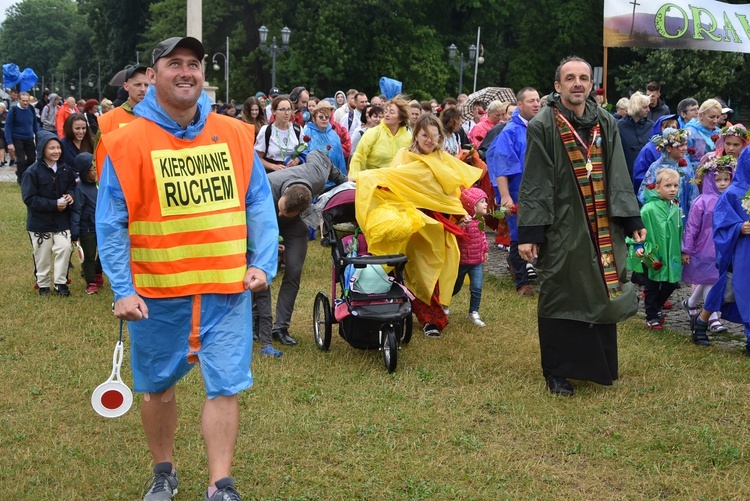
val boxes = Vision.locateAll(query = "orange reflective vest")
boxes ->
[101,113,257,298]
[95,107,138,177]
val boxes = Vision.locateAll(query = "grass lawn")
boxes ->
[1,181,749,499]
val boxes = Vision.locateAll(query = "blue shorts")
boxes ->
[127,292,254,398]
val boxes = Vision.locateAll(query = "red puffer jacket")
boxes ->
[457,218,489,265]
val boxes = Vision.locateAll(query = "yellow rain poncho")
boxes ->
[355,148,483,305]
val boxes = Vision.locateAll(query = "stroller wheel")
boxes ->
[313,292,332,351]
[383,324,398,373]
[401,313,413,345]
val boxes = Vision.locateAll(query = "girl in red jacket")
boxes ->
[453,187,490,327]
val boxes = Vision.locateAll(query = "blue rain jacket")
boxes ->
[486,108,527,240]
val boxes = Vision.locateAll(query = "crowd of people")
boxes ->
[6,38,750,500]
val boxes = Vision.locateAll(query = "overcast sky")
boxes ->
[0,0,18,23]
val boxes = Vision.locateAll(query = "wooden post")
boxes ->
[603,47,608,100]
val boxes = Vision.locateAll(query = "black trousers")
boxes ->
[507,241,529,288]
[12,137,36,183]
[643,276,678,320]
[79,231,102,283]
[538,317,618,385]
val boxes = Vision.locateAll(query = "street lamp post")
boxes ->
[212,36,229,103]
[258,25,291,90]
[86,63,102,102]
[448,43,476,96]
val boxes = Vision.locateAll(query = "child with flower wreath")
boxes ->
[714,124,750,160]
[697,148,750,352]
[680,156,735,340]
[638,127,699,222]
[632,168,686,330]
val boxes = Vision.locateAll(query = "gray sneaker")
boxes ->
[206,477,242,500]
[143,462,178,501]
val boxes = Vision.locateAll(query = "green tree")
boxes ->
[78,0,154,79]
[0,0,82,83]
[612,48,746,104]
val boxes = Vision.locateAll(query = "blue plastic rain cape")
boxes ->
[632,114,677,193]
[301,122,346,175]
[486,108,527,239]
[379,77,402,99]
[19,68,38,92]
[705,148,750,328]
[3,63,21,89]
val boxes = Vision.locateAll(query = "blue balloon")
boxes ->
[20,68,39,92]
[3,63,21,89]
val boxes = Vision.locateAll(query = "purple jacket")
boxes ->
[681,169,726,284]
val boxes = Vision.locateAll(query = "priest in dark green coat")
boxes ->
[518,56,646,396]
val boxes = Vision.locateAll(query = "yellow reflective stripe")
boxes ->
[131,239,246,262]
[130,211,245,236]
[135,266,246,288]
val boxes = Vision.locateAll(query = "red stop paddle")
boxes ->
[91,321,133,418]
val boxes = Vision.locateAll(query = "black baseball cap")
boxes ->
[269,87,280,97]
[151,36,205,66]
[125,65,147,81]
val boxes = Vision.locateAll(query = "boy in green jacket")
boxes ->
[633,168,687,330]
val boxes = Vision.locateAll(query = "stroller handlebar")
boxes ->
[343,254,408,268]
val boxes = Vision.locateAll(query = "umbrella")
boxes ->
[459,87,515,122]
[108,68,129,87]
[109,64,148,87]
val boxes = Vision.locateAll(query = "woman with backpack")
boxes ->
[254,95,303,172]
[40,93,60,132]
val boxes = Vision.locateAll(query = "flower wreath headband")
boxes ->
[719,124,750,142]
[651,128,690,151]
[695,154,736,183]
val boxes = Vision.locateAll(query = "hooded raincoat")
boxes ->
[21,131,76,232]
[685,118,719,167]
[637,154,698,221]
[96,86,279,395]
[704,149,750,332]
[681,168,729,284]
[355,148,483,305]
[635,190,684,283]
[518,95,642,325]
[631,114,677,193]
[301,121,346,175]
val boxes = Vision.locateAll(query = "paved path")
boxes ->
[0,165,17,183]
[483,230,746,352]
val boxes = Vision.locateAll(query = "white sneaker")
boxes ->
[467,312,486,327]
[442,305,450,315]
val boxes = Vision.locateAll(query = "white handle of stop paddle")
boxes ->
[108,340,124,383]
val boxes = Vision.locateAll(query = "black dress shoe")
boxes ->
[545,376,574,396]
[272,329,297,346]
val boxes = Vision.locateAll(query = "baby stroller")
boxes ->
[313,187,413,372]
